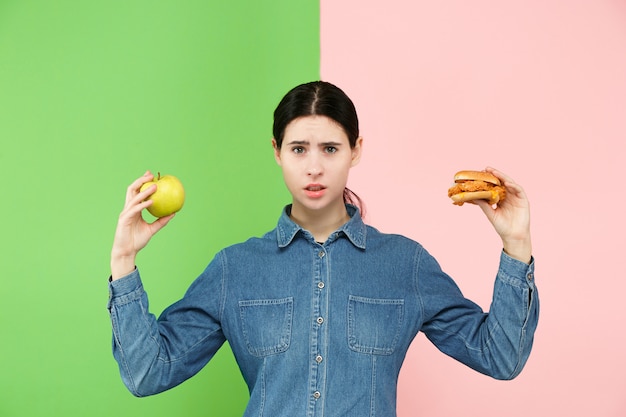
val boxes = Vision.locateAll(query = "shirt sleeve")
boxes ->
[107,256,227,396]
[417,249,539,380]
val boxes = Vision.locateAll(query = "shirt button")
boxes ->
[315,355,323,363]
[313,391,321,399]
[317,281,325,289]
[316,317,324,325]
[527,273,534,280]
[318,251,325,258]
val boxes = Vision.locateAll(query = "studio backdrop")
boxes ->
[1,1,625,416]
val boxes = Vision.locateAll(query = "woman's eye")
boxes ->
[292,146,305,154]
[325,146,337,154]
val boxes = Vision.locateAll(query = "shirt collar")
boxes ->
[276,204,367,249]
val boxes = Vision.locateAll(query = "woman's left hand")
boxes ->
[475,167,532,264]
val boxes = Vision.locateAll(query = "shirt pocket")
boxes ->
[238,297,293,357]
[348,295,404,355]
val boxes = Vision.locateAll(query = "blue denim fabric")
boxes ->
[108,205,539,416]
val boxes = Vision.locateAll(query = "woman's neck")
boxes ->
[290,202,350,243]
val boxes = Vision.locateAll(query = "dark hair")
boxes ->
[273,81,365,216]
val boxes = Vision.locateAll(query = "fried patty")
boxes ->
[447,181,507,200]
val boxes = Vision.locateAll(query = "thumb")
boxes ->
[150,213,176,233]
[475,200,496,223]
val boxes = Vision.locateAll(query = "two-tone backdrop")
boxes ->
[1,1,624,416]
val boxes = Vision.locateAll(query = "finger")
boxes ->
[119,186,156,219]
[505,181,525,198]
[135,183,157,202]
[485,166,515,184]
[120,198,154,220]
[125,171,154,203]
[485,166,526,196]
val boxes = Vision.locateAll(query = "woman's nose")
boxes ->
[307,166,321,176]
[307,155,322,176]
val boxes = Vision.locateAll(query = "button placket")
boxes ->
[308,244,328,414]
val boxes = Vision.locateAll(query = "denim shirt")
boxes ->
[108,205,539,417]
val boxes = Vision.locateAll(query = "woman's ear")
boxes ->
[271,138,282,165]
[351,136,364,167]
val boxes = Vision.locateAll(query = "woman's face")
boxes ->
[273,115,362,215]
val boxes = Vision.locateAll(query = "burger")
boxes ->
[447,170,506,206]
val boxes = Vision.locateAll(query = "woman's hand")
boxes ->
[475,167,532,264]
[110,171,175,280]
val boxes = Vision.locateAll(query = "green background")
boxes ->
[0,1,319,416]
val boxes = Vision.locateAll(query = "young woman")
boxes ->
[108,81,539,417]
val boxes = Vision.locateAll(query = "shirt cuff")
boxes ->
[499,250,535,284]
[107,268,144,309]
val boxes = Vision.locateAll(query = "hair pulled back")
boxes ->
[273,81,364,216]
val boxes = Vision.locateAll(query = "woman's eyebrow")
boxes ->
[285,140,342,146]
[285,140,309,146]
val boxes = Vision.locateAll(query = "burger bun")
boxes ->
[449,190,502,206]
[453,170,501,186]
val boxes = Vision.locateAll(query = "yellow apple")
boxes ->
[139,173,185,218]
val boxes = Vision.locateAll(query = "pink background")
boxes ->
[321,1,626,416]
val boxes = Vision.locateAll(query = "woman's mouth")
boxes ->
[304,184,326,198]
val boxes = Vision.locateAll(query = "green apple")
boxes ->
[139,172,185,218]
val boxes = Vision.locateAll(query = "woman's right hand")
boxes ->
[110,171,175,280]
